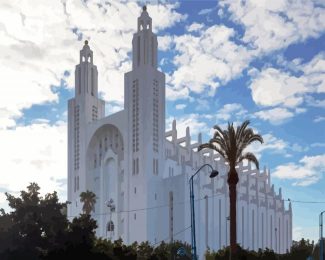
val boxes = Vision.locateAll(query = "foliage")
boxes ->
[198,120,263,170]
[0,183,104,259]
[0,183,191,259]
[205,240,315,260]
[0,183,317,260]
[0,183,68,259]
[80,190,97,215]
[94,239,191,259]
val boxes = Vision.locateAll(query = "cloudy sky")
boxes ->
[0,0,324,243]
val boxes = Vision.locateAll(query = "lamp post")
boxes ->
[320,211,325,260]
[275,227,278,253]
[189,163,219,260]
[226,216,230,260]
[226,216,230,248]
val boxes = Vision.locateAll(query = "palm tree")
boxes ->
[199,120,263,256]
[80,190,97,215]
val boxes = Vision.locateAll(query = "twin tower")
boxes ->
[67,7,293,257]
[67,6,166,243]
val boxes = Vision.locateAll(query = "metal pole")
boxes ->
[190,177,195,259]
[275,228,277,253]
[189,163,218,260]
[192,178,197,260]
[226,218,227,248]
[320,211,325,260]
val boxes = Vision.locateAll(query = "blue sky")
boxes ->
[0,0,324,243]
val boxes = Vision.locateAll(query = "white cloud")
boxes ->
[293,226,318,242]
[272,154,325,186]
[198,8,214,15]
[166,114,209,138]
[166,84,191,101]
[106,101,124,115]
[291,143,308,153]
[249,53,325,122]
[195,99,210,111]
[169,25,252,96]
[175,104,186,110]
[0,121,67,205]
[186,22,204,32]
[246,133,287,160]
[0,192,6,205]
[249,68,307,108]
[0,0,186,129]
[292,227,304,241]
[217,9,224,18]
[216,103,248,121]
[314,116,325,123]
[311,142,325,148]
[220,0,325,53]
[254,107,295,125]
[158,35,174,51]
[306,96,325,108]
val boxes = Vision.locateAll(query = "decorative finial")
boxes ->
[143,5,147,11]
[85,40,88,45]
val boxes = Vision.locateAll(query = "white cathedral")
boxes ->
[67,7,292,258]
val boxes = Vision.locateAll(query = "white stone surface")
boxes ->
[67,8,292,259]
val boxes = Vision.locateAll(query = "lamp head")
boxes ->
[209,170,219,178]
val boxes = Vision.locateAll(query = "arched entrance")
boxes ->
[86,124,124,238]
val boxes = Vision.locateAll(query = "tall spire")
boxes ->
[138,5,152,32]
[80,40,93,64]
[75,40,98,98]
[132,6,157,69]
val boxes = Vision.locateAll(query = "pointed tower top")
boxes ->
[138,5,152,32]
[80,39,93,64]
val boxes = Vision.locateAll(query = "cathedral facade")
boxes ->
[67,7,292,258]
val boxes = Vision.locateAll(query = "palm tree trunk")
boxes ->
[228,168,239,257]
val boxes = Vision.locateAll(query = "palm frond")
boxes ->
[209,137,227,152]
[238,152,260,170]
[208,140,227,159]
[198,143,216,152]
[246,134,264,145]
[235,120,250,141]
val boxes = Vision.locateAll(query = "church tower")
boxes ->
[124,6,166,243]
[67,41,105,217]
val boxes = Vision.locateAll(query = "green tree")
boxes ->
[0,183,105,260]
[289,239,314,260]
[80,190,97,215]
[0,183,68,259]
[46,214,107,259]
[199,120,263,256]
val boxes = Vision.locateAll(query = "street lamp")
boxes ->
[320,211,325,260]
[225,216,230,246]
[275,227,278,253]
[189,163,219,260]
